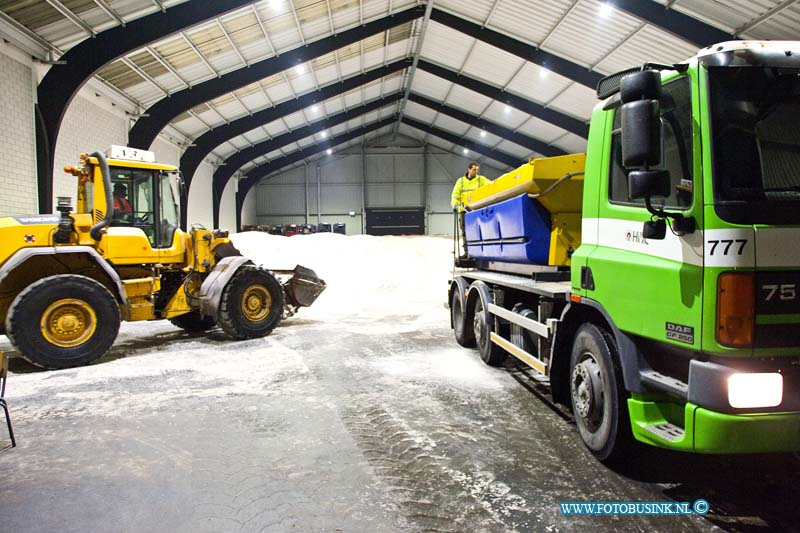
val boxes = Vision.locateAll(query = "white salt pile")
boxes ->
[232,232,456,320]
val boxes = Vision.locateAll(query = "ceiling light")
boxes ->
[480,130,487,138]
[462,148,469,155]
[326,148,333,155]
[311,105,319,112]
[504,105,512,114]
[539,68,549,79]
[320,131,327,138]
[599,3,614,17]
[295,64,305,75]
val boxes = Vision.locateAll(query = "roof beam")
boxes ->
[394,0,434,135]
[35,0,259,214]
[429,8,601,89]
[214,93,403,211]
[402,117,521,168]
[611,0,732,47]
[417,59,588,138]
[92,0,125,26]
[44,0,96,37]
[230,117,396,229]
[179,59,412,228]
[735,0,799,36]
[407,93,565,158]
[128,5,426,150]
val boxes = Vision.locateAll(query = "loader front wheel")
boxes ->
[217,266,284,340]
[6,275,120,369]
[169,311,216,332]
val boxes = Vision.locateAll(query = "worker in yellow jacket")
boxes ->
[451,162,491,212]
[451,162,491,260]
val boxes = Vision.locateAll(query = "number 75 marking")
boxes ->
[707,239,747,256]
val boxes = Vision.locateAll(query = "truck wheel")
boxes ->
[169,311,215,332]
[5,275,120,369]
[569,323,632,463]
[450,288,475,347]
[473,294,506,366]
[217,266,284,340]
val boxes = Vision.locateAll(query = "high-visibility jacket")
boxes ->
[451,174,490,210]
[114,196,132,213]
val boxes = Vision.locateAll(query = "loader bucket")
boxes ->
[284,265,326,307]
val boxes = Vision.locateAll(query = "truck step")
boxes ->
[644,423,685,443]
[640,370,688,400]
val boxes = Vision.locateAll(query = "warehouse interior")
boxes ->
[1,0,800,531]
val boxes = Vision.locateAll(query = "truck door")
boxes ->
[587,74,705,351]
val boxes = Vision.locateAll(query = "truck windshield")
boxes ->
[709,66,800,224]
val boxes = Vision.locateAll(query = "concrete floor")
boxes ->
[1,309,799,532]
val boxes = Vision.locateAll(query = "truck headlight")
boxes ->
[727,373,783,408]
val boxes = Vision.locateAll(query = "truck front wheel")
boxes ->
[6,275,121,369]
[217,266,284,340]
[569,323,632,462]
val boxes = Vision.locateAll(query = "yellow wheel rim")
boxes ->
[40,298,98,348]
[241,284,272,322]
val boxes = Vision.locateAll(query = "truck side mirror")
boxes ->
[621,100,662,169]
[620,70,663,169]
[629,170,670,200]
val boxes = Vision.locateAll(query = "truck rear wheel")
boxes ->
[169,311,216,332]
[569,323,632,463]
[473,294,506,366]
[217,266,284,340]
[5,275,121,369]
[450,288,475,347]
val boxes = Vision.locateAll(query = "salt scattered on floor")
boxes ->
[0,233,461,414]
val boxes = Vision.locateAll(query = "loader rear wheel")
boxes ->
[6,275,120,369]
[169,311,216,332]
[217,266,284,340]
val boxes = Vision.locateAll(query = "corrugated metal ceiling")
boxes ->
[1,0,798,174]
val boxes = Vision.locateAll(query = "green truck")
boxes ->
[450,40,800,462]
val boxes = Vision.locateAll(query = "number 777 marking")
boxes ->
[708,239,747,256]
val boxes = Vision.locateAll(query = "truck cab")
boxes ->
[451,40,800,461]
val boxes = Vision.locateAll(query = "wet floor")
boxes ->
[1,310,798,532]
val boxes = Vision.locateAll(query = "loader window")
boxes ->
[158,172,180,247]
[110,167,157,246]
[609,75,694,209]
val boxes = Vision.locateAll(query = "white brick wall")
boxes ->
[0,50,37,216]
[219,178,237,232]
[53,93,128,207]
[187,162,214,229]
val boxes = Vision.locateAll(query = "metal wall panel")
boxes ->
[256,144,505,235]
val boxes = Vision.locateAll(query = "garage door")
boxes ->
[365,207,425,236]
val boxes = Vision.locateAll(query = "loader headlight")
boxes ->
[727,372,783,408]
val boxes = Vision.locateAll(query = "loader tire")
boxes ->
[217,266,284,340]
[6,275,120,369]
[169,311,216,332]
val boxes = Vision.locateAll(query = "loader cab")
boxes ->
[108,165,181,249]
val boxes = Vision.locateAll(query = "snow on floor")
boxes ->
[0,233,477,416]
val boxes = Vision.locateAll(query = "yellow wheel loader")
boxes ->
[0,146,325,369]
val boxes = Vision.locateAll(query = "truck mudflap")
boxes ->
[272,266,327,317]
